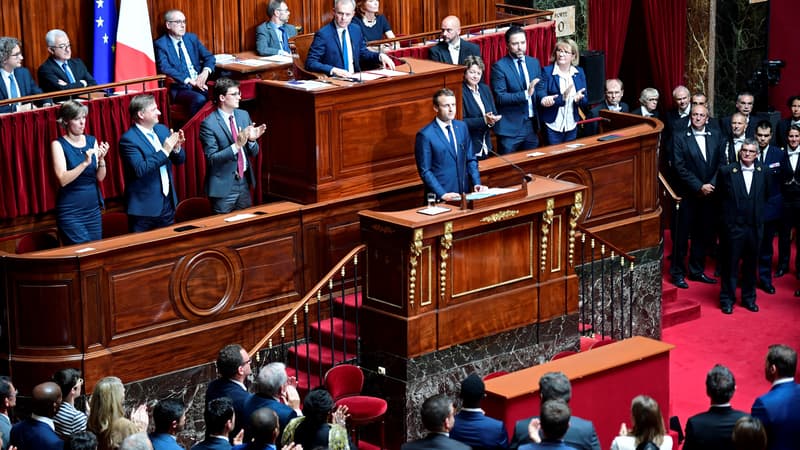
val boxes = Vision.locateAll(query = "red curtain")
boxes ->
[642,0,687,111]
[588,0,633,80]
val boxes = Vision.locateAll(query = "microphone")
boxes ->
[487,149,534,187]
[397,57,414,75]
[576,116,611,126]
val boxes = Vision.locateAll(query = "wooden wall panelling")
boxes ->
[0,2,22,42]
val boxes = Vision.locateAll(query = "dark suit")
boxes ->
[587,101,629,136]
[206,378,252,441]
[462,81,498,159]
[192,436,232,450]
[119,123,186,231]
[510,415,600,450]
[255,21,297,56]
[241,394,297,444]
[428,39,481,65]
[519,441,575,450]
[200,109,260,213]
[683,405,746,450]
[670,127,725,280]
[775,118,799,149]
[401,433,471,450]
[491,55,545,154]
[450,409,508,450]
[719,114,760,141]
[150,432,184,450]
[37,57,97,92]
[415,119,480,199]
[751,381,800,450]
[778,148,800,273]
[631,106,659,119]
[757,145,786,285]
[9,418,64,450]
[0,67,49,113]
[154,33,215,115]
[305,21,380,75]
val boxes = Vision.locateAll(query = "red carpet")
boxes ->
[661,231,800,428]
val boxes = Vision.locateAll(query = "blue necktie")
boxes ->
[62,62,76,83]
[8,73,19,98]
[516,58,527,90]
[147,132,170,196]
[446,124,457,155]
[341,29,350,72]
[280,25,290,52]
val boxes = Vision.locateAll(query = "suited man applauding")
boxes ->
[428,16,481,66]
[683,365,747,450]
[751,344,800,450]
[450,373,509,450]
[256,1,296,56]
[9,382,64,450]
[0,36,51,113]
[415,88,487,202]
[193,398,238,450]
[200,78,266,214]
[120,94,186,232]
[149,399,186,450]
[305,0,394,78]
[37,29,97,93]
[402,394,470,450]
[154,9,215,116]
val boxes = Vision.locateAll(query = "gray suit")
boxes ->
[199,109,260,213]
[255,21,297,56]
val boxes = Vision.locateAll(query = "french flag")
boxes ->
[114,0,158,89]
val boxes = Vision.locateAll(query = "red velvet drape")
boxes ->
[642,0,686,111]
[587,0,632,80]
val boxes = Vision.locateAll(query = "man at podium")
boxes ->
[415,88,488,201]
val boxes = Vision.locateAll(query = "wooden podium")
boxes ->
[358,177,585,358]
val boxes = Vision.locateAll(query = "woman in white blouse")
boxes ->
[610,395,673,450]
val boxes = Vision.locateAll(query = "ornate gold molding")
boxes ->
[541,198,554,270]
[569,192,582,267]
[409,228,423,307]
[440,221,453,299]
[480,209,519,223]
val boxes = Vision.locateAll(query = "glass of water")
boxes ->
[427,193,436,208]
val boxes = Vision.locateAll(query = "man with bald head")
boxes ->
[428,15,481,65]
[9,381,64,450]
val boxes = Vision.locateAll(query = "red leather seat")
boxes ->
[325,364,387,449]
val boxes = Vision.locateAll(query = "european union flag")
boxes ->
[92,0,117,84]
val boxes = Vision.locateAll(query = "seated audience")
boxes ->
[0,36,51,113]
[587,78,626,135]
[149,399,185,450]
[53,368,89,439]
[511,372,599,450]
[0,377,17,450]
[193,398,237,450]
[632,88,659,118]
[234,407,300,450]
[66,431,99,450]
[88,376,148,450]
[353,0,395,48]
[305,0,394,77]
[539,38,587,144]
[610,395,672,450]
[450,373,508,449]
[683,364,746,450]
[281,388,349,450]
[255,1,296,57]
[120,433,153,450]
[242,362,300,444]
[51,100,109,245]
[429,16,480,65]
[775,95,800,149]
[750,344,800,450]
[9,381,64,450]
[38,29,97,93]
[401,393,468,450]
[462,55,500,160]
[732,416,767,450]
[154,9,215,117]
[205,344,253,441]
[519,400,572,450]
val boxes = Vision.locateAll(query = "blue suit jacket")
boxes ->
[450,410,509,450]
[150,432,183,450]
[37,57,97,92]
[9,419,64,450]
[154,33,215,89]
[0,67,49,113]
[119,123,186,217]
[511,415,600,450]
[192,436,232,450]
[491,55,544,138]
[751,381,800,450]
[519,441,576,450]
[206,378,252,440]
[256,22,297,56]
[401,433,471,450]
[760,145,785,221]
[415,119,480,199]
[462,81,498,155]
[200,109,260,197]
[305,21,380,74]
[539,64,588,126]
[242,395,297,443]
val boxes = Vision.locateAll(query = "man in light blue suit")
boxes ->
[305,0,394,77]
[415,88,487,202]
[491,26,544,154]
[451,373,509,450]
[0,37,51,113]
[256,1,296,56]
[149,399,186,450]
[751,344,800,450]
[119,94,186,232]
[154,9,215,116]
[200,78,266,214]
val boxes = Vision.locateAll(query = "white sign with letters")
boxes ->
[550,6,576,38]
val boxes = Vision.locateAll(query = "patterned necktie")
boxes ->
[341,29,350,72]
[147,132,170,196]
[230,115,244,179]
[62,62,76,83]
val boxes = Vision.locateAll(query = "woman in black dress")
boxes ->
[51,100,110,245]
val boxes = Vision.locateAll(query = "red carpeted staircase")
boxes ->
[661,230,702,328]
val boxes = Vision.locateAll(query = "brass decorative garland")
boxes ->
[480,209,519,223]
[541,198,554,270]
[569,192,582,267]
[409,228,423,307]
[440,222,453,299]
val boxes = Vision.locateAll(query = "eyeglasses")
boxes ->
[556,49,572,55]
[10,52,22,58]
[241,358,252,366]
[646,98,659,102]
[168,19,187,24]
[277,8,289,12]
[50,43,71,50]
[227,91,242,97]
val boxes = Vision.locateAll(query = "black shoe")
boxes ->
[721,304,733,314]
[743,303,759,312]
[672,277,689,289]
[775,267,787,278]
[688,273,717,284]
[758,282,776,294]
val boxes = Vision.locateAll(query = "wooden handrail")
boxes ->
[576,226,636,264]
[658,171,682,204]
[247,244,367,358]
[0,75,167,107]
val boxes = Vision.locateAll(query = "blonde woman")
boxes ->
[87,377,148,450]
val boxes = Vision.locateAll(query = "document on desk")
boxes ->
[238,59,272,67]
[261,55,293,63]
[215,53,236,63]
[354,71,385,81]
[366,69,411,77]
[286,80,335,90]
